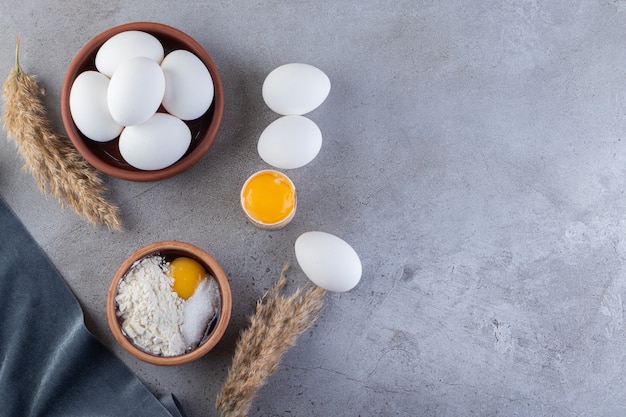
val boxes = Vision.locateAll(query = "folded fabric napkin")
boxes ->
[0,197,187,417]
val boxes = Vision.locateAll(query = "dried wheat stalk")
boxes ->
[2,37,121,230]
[216,264,327,417]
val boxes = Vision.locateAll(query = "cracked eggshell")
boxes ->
[258,115,322,169]
[295,231,362,292]
[69,71,123,142]
[119,113,191,171]
[262,63,330,115]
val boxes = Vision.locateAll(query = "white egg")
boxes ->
[161,50,214,120]
[107,57,165,126]
[258,115,322,169]
[119,113,191,171]
[95,30,164,77]
[262,63,331,115]
[69,71,123,142]
[295,231,362,292]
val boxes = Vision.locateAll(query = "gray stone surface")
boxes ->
[2,1,626,416]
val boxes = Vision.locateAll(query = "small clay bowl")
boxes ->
[61,22,224,182]
[240,169,297,230]
[106,241,232,366]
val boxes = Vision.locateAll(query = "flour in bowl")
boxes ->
[115,255,219,357]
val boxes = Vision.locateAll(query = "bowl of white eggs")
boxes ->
[61,22,224,182]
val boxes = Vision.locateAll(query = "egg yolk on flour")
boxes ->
[242,171,296,224]
[169,257,206,299]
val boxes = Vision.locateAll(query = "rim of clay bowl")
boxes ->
[61,22,224,182]
[106,241,232,366]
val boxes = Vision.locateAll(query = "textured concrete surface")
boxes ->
[2,1,626,416]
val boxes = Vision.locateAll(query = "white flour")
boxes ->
[115,255,218,357]
[115,256,220,356]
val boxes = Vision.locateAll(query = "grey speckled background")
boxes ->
[2,1,626,416]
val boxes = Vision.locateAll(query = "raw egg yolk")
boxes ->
[242,171,296,224]
[169,257,206,300]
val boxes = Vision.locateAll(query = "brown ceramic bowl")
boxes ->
[61,22,224,181]
[106,241,232,366]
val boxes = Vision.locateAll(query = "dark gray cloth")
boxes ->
[0,197,187,417]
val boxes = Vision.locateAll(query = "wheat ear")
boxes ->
[2,37,121,230]
[216,264,327,417]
